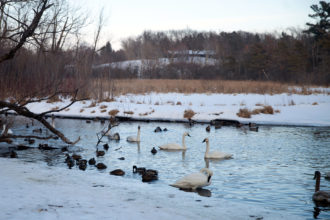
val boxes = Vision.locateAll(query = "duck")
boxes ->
[108,132,120,141]
[170,168,213,190]
[313,171,330,205]
[10,150,18,158]
[154,127,162,132]
[96,149,105,157]
[325,172,330,180]
[78,159,87,171]
[132,165,146,174]
[248,122,259,132]
[65,154,74,169]
[142,169,158,182]
[127,126,141,142]
[88,158,96,165]
[103,143,109,151]
[159,132,190,151]
[202,138,233,159]
[96,163,107,170]
[206,125,210,132]
[151,147,157,154]
[110,169,125,176]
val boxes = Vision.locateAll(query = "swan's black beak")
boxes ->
[202,139,206,143]
[208,176,212,182]
[187,133,191,137]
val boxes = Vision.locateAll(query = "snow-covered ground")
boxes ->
[26,92,330,126]
[1,91,329,219]
[0,158,300,220]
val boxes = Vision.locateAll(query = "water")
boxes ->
[2,117,330,219]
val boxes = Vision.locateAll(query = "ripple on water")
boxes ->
[2,117,330,219]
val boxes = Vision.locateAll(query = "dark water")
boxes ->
[1,117,330,219]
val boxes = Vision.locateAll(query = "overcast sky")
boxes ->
[73,0,320,50]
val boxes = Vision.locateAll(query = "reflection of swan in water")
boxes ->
[313,171,330,206]
[127,126,140,142]
[159,132,190,150]
[170,168,213,190]
[137,142,140,153]
[203,138,233,159]
[180,188,212,197]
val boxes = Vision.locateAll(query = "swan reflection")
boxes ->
[180,188,212,197]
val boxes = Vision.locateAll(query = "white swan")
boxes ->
[127,126,140,142]
[313,171,330,205]
[170,168,213,190]
[202,138,233,159]
[159,132,190,150]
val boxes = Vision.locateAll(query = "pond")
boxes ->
[1,117,330,219]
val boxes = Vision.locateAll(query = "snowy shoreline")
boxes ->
[22,92,330,127]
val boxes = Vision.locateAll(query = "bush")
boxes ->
[236,108,251,118]
[108,109,119,116]
[184,109,196,119]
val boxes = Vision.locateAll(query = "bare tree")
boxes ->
[0,0,81,144]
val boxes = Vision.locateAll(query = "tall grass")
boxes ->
[89,79,325,99]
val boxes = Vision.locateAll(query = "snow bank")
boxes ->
[25,92,330,126]
[0,158,299,220]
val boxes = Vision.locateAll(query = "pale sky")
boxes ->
[72,0,320,50]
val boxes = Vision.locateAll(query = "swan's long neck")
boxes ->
[315,175,320,192]
[182,134,186,149]
[137,129,140,141]
[205,141,210,157]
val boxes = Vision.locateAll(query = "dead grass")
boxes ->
[80,109,84,113]
[139,109,155,116]
[46,95,61,103]
[99,105,107,109]
[124,111,134,115]
[260,105,274,114]
[91,110,95,114]
[51,106,59,111]
[184,109,196,119]
[100,109,107,113]
[88,79,323,97]
[238,105,276,118]
[312,102,318,105]
[108,109,119,116]
[87,102,97,108]
[236,108,251,118]
[176,101,182,105]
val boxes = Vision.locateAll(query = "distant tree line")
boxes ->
[95,1,330,85]
[0,0,329,101]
